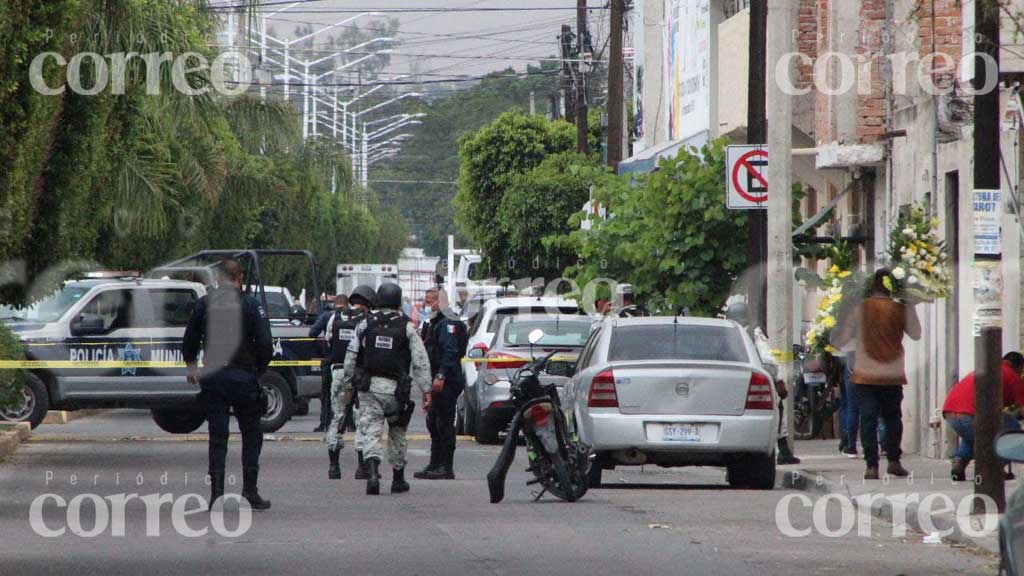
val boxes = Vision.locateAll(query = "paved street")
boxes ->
[0,410,999,575]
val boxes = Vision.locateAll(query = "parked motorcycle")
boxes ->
[792,344,834,440]
[486,329,591,503]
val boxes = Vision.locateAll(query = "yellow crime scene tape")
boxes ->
[0,359,322,369]
[770,349,796,363]
[22,337,321,348]
[460,356,576,365]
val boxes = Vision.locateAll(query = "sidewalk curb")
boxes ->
[42,409,108,425]
[781,466,1000,556]
[0,422,32,462]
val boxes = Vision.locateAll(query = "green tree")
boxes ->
[554,139,749,316]
[497,152,606,280]
[454,110,574,272]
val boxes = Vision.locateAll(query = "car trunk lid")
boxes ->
[609,361,754,416]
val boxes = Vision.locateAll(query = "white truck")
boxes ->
[336,263,399,298]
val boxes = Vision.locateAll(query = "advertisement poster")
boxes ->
[666,0,711,143]
[973,188,1002,256]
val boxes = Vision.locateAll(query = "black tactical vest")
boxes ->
[360,311,411,379]
[329,308,364,365]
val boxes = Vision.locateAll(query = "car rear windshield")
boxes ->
[608,325,749,363]
[503,320,592,347]
[486,306,580,333]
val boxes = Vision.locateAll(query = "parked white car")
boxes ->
[565,316,779,489]
[455,296,584,436]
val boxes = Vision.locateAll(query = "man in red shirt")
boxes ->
[943,352,1024,481]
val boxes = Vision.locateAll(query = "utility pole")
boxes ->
[973,0,1004,513]
[607,0,625,169]
[560,25,577,125]
[766,0,796,450]
[747,0,768,330]
[576,0,590,154]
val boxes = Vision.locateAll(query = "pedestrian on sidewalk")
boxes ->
[835,269,921,480]
[726,302,800,464]
[942,352,1024,481]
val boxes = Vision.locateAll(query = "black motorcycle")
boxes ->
[486,329,591,503]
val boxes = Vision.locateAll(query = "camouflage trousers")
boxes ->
[324,367,364,451]
[358,391,408,469]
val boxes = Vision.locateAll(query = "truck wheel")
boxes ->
[259,371,294,433]
[151,407,205,434]
[0,372,49,429]
[294,397,310,416]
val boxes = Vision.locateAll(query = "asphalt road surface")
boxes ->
[0,409,999,575]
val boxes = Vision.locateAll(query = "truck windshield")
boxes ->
[0,285,91,323]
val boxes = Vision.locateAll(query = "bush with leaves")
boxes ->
[0,324,24,412]
[551,139,748,316]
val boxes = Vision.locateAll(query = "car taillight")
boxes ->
[588,369,619,408]
[745,372,775,411]
[485,352,527,369]
[527,404,550,427]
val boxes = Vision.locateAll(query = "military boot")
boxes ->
[777,438,801,465]
[418,445,455,480]
[365,458,381,495]
[413,447,440,479]
[391,467,410,494]
[208,472,224,511]
[241,467,272,511]
[328,448,341,480]
[355,451,369,480]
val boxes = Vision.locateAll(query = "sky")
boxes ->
[218,0,610,84]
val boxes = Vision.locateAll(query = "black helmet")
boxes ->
[725,302,750,326]
[350,285,376,308]
[375,282,402,309]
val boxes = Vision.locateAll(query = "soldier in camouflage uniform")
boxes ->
[323,285,375,479]
[343,283,431,495]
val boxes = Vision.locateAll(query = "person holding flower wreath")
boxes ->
[835,269,921,480]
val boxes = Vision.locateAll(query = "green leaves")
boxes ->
[555,138,749,316]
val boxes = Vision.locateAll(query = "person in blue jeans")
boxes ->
[943,352,1024,481]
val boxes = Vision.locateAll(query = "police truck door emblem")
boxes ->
[375,336,393,350]
[675,382,690,397]
[117,343,141,376]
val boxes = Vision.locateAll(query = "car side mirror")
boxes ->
[467,345,487,359]
[70,313,106,336]
[288,304,306,325]
[996,431,1024,463]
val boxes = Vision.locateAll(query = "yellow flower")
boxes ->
[926,264,934,273]
[838,270,852,279]
[825,345,838,354]
[823,316,837,329]
[931,217,940,230]
[882,276,895,294]
[807,331,817,344]
[908,244,918,255]
[829,264,840,274]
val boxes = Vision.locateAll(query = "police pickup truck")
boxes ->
[0,250,328,433]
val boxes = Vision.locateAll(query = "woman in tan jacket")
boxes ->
[835,269,921,479]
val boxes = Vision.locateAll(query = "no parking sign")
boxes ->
[726,145,769,210]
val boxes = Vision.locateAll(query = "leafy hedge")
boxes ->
[0,324,25,411]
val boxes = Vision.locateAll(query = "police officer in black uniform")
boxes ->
[324,285,375,479]
[310,294,348,432]
[414,288,467,480]
[182,259,273,510]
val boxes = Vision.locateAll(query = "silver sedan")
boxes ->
[564,316,779,489]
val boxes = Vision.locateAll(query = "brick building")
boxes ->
[625,0,1024,459]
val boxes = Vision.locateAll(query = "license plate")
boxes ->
[662,423,701,442]
[803,372,827,385]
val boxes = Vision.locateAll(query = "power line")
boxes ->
[209,3,605,13]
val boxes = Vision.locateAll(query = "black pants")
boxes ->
[203,368,263,476]
[426,383,461,466]
[319,363,333,428]
[855,384,904,467]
